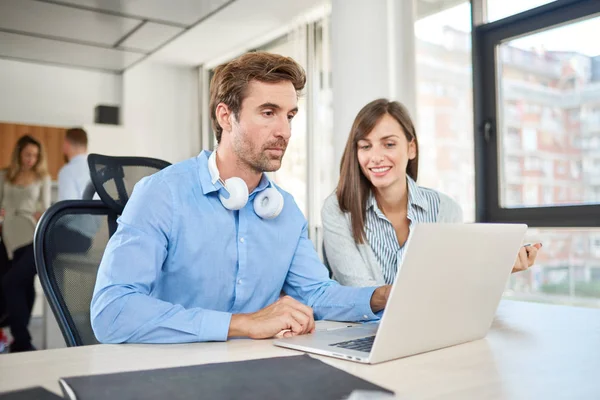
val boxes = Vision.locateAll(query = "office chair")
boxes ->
[34,154,171,346]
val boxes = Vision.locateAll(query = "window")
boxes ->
[523,156,541,171]
[476,0,600,308]
[415,1,475,222]
[522,129,537,151]
[495,13,600,209]
[589,234,600,257]
[543,185,553,204]
[524,184,539,204]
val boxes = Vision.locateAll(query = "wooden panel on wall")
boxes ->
[0,122,67,180]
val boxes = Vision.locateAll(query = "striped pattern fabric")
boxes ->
[365,176,440,284]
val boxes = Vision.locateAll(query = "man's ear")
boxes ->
[216,103,233,133]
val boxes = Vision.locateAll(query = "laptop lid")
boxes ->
[368,223,527,364]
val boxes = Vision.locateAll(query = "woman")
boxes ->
[322,99,541,287]
[0,135,51,352]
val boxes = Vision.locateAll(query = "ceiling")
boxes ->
[0,0,467,74]
[147,0,466,68]
[0,0,234,73]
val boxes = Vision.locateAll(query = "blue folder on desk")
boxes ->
[59,354,393,400]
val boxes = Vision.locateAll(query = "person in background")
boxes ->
[58,128,89,202]
[54,128,95,253]
[322,99,542,287]
[0,135,51,352]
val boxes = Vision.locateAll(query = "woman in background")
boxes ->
[322,98,541,287]
[0,135,51,352]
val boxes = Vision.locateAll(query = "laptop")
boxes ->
[274,223,528,364]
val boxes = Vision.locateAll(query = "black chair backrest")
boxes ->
[88,154,171,215]
[35,154,172,346]
[34,201,110,346]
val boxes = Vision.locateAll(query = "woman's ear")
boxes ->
[408,139,417,160]
[216,103,233,133]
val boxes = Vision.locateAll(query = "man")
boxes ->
[58,128,90,202]
[55,128,95,253]
[91,52,392,344]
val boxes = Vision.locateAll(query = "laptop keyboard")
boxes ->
[330,336,375,353]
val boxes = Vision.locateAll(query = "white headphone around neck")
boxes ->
[207,150,284,219]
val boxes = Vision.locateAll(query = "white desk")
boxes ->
[1,300,599,399]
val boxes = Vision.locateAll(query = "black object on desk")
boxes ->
[0,387,64,399]
[59,354,393,400]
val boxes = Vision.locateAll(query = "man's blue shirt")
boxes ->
[91,151,379,343]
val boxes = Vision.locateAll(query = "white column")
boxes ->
[331,0,417,171]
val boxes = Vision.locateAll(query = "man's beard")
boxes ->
[233,133,287,173]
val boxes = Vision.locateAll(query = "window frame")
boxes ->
[472,0,600,226]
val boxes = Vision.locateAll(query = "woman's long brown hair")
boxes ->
[6,135,49,183]
[336,99,419,244]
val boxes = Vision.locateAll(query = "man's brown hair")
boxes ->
[209,51,306,143]
[337,99,420,244]
[65,127,88,148]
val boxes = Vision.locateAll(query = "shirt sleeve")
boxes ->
[322,196,380,287]
[90,176,232,344]
[283,221,381,323]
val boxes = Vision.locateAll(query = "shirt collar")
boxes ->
[197,150,272,196]
[366,175,429,212]
[406,175,429,212]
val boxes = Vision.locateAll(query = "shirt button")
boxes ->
[240,237,245,243]
[363,315,369,319]
[238,279,242,285]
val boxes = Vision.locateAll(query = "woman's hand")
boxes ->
[512,243,542,273]
[33,211,42,221]
[0,208,5,218]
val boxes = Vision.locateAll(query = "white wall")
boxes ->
[123,61,200,163]
[331,0,416,170]
[83,124,134,157]
[0,59,122,127]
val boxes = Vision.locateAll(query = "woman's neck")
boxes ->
[374,178,409,215]
[13,169,37,184]
[18,169,35,177]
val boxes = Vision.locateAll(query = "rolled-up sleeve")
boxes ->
[283,222,380,322]
[90,176,232,344]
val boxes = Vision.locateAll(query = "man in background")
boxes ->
[59,128,89,202]
[55,128,95,253]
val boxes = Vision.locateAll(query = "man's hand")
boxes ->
[228,295,315,339]
[0,208,5,218]
[370,285,392,313]
[512,243,542,273]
